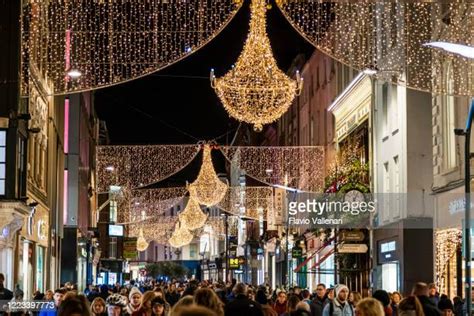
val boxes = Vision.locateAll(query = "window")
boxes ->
[17,135,27,197]
[443,63,456,170]
[109,237,117,258]
[0,130,6,195]
[390,84,398,132]
[383,162,390,220]
[393,156,400,217]
[109,200,117,222]
[382,83,389,136]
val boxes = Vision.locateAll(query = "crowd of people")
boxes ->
[0,273,467,316]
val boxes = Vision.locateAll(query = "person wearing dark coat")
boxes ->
[225,283,264,316]
[312,284,329,312]
[411,282,442,316]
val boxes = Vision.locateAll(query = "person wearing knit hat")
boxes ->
[126,287,142,315]
[437,298,454,316]
[323,284,354,316]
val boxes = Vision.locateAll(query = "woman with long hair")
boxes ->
[193,288,224,316]
[170,295,194,315]
[91,297,107,316]
[132,291,156,316]
[356,298,385,316]
[398,296,425,316]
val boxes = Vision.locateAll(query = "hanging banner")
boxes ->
[123,237,138,259]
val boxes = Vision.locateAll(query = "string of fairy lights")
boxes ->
[211,0,303,132]
[276,1,474,96]
[434,229,461,296]
[21,0,242,95]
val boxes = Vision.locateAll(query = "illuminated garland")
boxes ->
[276,1,474,96]
[21,0,242,95]
[188,145,228,207]
[217,186,274,220]
[136,229,149,252]
[179,198,208,230]
[169,222,194,248]
[96,145,200,192]
[211,0,302,132]
[220,146,324,192]
[434,228,461,296]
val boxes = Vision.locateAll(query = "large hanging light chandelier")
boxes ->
[211,0,303,132]
[188,145,228,207]
[179,198,208,230]
[168,222,194,248]
[136,229,149,252]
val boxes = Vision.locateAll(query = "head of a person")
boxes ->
[256,288,268,305]
[411,283,429,297]
[438,298,454,316]
[170,295,194,315]
[316,284,326,298]
[350,292,362,305]
[428,284,437,296]
[372,290,391,307]
[398,296,424,316]
[129,288,142,307]
[0,273,4,285]
[54,288,67,307]
[194,288,224,316]
[356,298,385,316]
[262,305,278,316]
[328,288,335,300]
[335,285,350,303]
[151,296,166,316]
[91,297,106,315]
[57,293,91,316]
[287,295,301,313]
[392,292,402,305]
[296,301,311,313]
[100,284,109,294]
[106,294,127,316]
[302,289,310,300]
[45,289,54,300]
[294,287,302,295]
[233,283,248,297]
[172,305,218,316]
[140,291,157,311]
[277,291,287,304]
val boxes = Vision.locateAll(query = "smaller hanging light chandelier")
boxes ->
[179,197,208,230]
[188,144,228,207]
[211,0,303,132]
[168,222,194,248]
[136,229,149,252]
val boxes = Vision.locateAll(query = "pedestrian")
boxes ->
[391,292,402,316]
[224,283,264,316]
[169,295,194,315]
[312,284,329,311]
[57,293,91,316]
[151,297,166,316]
[428,285,440,307]
[372,290,393,316]
[0,273,13,300]
[411,283,441,316]
[91,297,107,316]
[165,284,180,307]
[452,297,463,316]
[127,287,143,315]
[322,284,354,316]
[256,288,269,305]
[193,288,224,316]
[349,292,362,308]
[287,295,302,315]
[292,301,312,316]
[45,290,54,301]
[171,305,217,316]
[132,291,156,316]
[263,305,278,316]
[106,294,128,316]
[437,298,454,316]
[355,298,385,316]
[40,288,67,316]
[398,296,425,316]
[274,291,288,316]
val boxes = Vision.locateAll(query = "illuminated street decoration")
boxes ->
[220,146,324,192]
[21,0,242,95]
[179,198,208,230]
[188,145,228,207]
[211,0,303,131]
[435,229,461,296]
[96,145,200,192]
[136,229,149,252]
[276,1,474,96]
[168,222,194,248]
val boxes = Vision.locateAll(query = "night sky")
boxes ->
[94,1,314,145]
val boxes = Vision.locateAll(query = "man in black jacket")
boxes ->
[412,282,442,316]
[225,283,264,316]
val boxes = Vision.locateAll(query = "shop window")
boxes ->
[109,237,117,258]
[0,130,6,195]
[382,262,399,292]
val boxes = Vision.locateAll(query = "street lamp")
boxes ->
[425,40,474,316]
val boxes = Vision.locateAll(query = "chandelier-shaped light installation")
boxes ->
[179,198,208,230]
[21,0,242,95]
[136,229,149,252]
[188,145,228,207]
[211,0,303,132]
[276,1,474,96]
[168,222,194,248]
